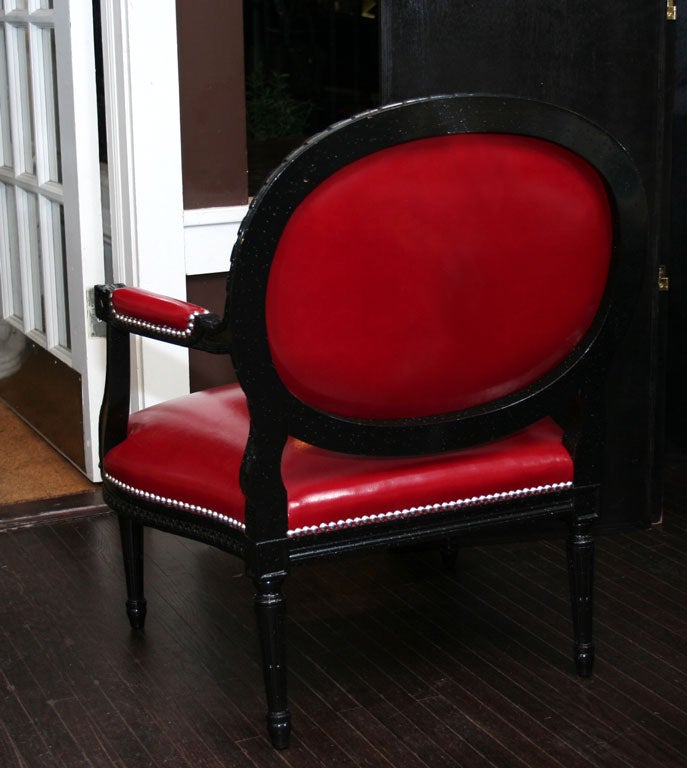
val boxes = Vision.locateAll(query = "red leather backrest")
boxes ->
[265,134,613,419]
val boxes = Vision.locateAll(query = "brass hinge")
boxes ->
[658,265,670,292]
[667,0,677,21]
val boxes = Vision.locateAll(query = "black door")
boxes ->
[380,0,675,530]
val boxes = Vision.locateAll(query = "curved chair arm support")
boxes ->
[99,322,131,460]
[95,283,233,462]
[94,284,232,353]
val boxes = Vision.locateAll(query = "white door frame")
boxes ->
[99,0,189,413]
[54,0,106,480]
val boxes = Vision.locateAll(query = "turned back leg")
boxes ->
[118,516,147,630]
[566,524,594,677]
[254,573,290,749]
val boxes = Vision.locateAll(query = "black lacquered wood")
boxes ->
[118,517,147,630]
[379,0,672,533]
[94,283,233,353]
[566,524,595,677]
[98,322,130,461]
[254,573,290,749]
[95,94,649,749]
[228,95,647,459]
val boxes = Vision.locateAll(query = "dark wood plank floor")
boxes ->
[1,458,687,767]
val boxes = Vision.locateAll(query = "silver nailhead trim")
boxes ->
[104,473,246,532]
[105,472,572,538]
[111,300,209,338]
[286,481,573,538]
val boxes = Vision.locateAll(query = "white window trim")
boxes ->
[183,204,249,276]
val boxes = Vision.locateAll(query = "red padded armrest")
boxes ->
[111,286,209,338]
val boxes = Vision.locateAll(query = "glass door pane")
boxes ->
[32,24,61,183]
[0,26,13,168]
[40,195,69,349]
[243,0,379,193]
[11,23,36,176]
[0,182,23,319]
[18,188,44,334]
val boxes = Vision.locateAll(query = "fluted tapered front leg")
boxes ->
[566,525,594,677]
[119,516,147,630]
[254,573,290,749]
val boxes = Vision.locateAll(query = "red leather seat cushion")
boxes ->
[103,385,573,536]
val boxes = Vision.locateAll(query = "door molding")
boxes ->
[99,0,189,411]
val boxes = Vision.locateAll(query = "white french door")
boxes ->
[0,0,105,479]
[0,0,189,481]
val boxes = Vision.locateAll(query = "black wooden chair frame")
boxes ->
[95,94,647,749]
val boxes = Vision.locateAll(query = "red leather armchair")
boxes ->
[95,94,647,749]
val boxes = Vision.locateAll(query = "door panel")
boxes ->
[0,0,105,479]
[380,0,672,529]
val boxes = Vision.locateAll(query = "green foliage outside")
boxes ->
[246,67,313,140]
